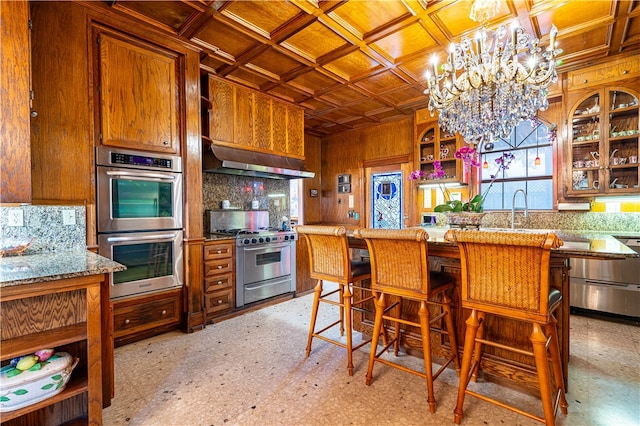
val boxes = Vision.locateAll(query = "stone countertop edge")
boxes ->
[0,250,126,287]
[204,234,238,242]
[418,227,639,259]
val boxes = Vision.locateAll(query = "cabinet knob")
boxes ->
[161,310,167,315]
[216,249,222,254]
[217,280,223,285]
[622,69,629,75]
[583,79,588,83]
[217,265,222,269]
[163,140,169,145]
[30,111,38,117]
[217,299,223,304]
[124,319,130,325]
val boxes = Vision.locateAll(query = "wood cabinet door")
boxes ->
[254,92,272,151]
[95,27,179,154]
[286,105,304,157]
[207,76,234,144]
[234,86,254,148]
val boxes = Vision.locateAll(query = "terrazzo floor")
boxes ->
[103,284,640,426]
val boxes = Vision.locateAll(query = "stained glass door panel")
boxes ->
[371,172,402,229]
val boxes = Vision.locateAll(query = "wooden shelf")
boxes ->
[0,323,87,361]
[0,373,87,423]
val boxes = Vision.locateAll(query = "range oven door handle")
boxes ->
[584,279,631,289]
[105,170,177,181]
[105,232,179,243]
[242,243,291,252]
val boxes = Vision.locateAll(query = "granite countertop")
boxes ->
[0,250,126,287]
[420,226,639,259]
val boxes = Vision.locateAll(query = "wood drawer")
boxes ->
[205,289,233,315]
[205,258,233,275]
[113,293,181,339]
[205,272,233,292]
[204,241,234,260]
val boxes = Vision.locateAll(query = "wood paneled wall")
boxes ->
[320,118,413,225]
[301,134,322,224]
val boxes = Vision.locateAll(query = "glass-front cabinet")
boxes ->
[415,112,462,184]
[567,88,639,196]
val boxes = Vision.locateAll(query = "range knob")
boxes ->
[284,235,290,241]
[265,236,271,243]
[258,237,264,244]
[251,238,258,244]
[243,238,250,245]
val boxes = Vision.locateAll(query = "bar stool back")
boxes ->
[445,229,569,425]
[353,227,460,414]
[295,225,373,376]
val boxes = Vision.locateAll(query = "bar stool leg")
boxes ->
[419,300,436,413]
[546,316,569,414]
[393,296,402,356]
[343,284,354,376]
[530,323,556,426]
[339,283,346,336]
[306,279,323,358]
[471,311,485,382]
[366,292,386,386]
[454,309,481,425]
[442,292,461,374]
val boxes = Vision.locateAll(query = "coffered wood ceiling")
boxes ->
[106,0,640,136]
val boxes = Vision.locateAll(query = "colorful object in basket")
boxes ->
[0,351,78,412]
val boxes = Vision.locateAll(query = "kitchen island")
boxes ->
[343,227,639,392]
[0,251,124,425]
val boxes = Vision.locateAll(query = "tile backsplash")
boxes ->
[0,205,87,254]
[202,173,291,229]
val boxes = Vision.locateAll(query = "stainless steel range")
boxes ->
[207,210,296,307]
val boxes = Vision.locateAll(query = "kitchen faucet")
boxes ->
[511,189,529,229]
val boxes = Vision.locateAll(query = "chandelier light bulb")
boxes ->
[483,160,489,169]
[534,156,541,166]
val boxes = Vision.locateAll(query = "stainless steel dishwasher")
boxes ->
[570,238,640,318]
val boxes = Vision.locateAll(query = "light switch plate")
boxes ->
[62,210,76,226]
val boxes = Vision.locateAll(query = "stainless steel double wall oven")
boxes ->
[96,147,184,299]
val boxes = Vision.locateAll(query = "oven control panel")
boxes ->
[237,232,297,246]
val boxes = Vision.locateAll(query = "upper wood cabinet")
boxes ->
[414,108,463,184]
[565,87,639,196]
[93,25,180,155]
[202,75,304,158]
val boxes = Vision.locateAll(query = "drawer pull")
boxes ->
[217,299,223,304]
[161,310,167,315]
[124,319,130,325]
[217,249,222,254]
[217,265,222,269]
[163,140,170,145]
[217,280,223,285]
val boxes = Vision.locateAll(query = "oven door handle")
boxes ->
[584,279,631,288]
[105,232,179,243]
[105,170,177,181]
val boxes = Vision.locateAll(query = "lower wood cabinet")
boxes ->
[203,240,235,323]
[0,275,106,425]
[113,288,182,346]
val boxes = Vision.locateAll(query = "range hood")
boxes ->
[203,145,315,179]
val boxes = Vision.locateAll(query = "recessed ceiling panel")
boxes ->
[319,85,368,106]
[248,49,305,77]
[431,0,511,39]
[221,1,302,37]
[266,84,307,103]
[192,20,258,59]
[534,1,613,36]
[555,26,611,60]
[280,20,349,62]
[323,50,383,81]
[344,99,389,115]
[227,68,273,89]
[113,1,199,33]
[329,0,410,38]
[355,70,408,94]
[379,86,427,106]
[372,22,438,61]
[288,71,341,95]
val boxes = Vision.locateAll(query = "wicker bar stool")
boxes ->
[295,225,374,376]
[445,229,569,426]
[353,227,460,414]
